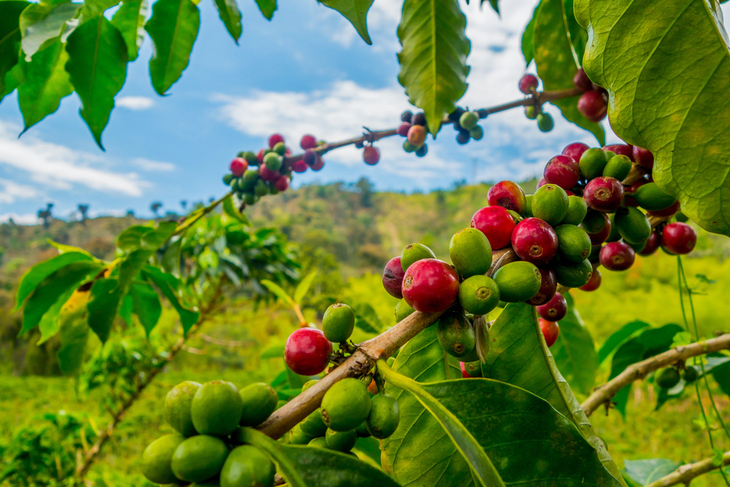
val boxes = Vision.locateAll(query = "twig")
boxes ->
[646,451,730,487]
[581,334,730,416]
[173,191,234,236]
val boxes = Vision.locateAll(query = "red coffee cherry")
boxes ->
[527,267,557,306]
[407,125,427,146]
[292,160,308,173]
[511,217,559,265]
[647,200,680,218]
[285,328,332,376]
[397,122,411,137]
[300,134,317,150]
[573,68,592,92]
[471,206,516,250]
[269,134,285,148]
[258,164,279,182]
[544,155,580,190]
[363,146,380,165]
[599,241,636,271]
[562,142,589,162]
[539,318,560,347]
[584,177,624,212]
[311,156,325,171]
[639,231,660,256]
[633,146,654,169]
[274,176,290,192]
[537,293,567,322]
[580,266,602,291]
[661,222,697,255]
[230,157,248,177]
[487,180,526,213]
[382,257,406,299]
[603,144,634,161]
[577,91,607,122]
[519,74,539,94]
[401,259,460,313]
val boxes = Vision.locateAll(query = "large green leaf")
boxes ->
[381,363,624,487]
[532,0,604,144]
[238,428,400,487]
[576,0,730,236]
[597,320,650,364]
[293,271,317,305]
[117,225,153,251]
[320,0,373,45]
[20,260,104,335]
[111,0,148,61]
[57,291,91,376]
[37,285,76,344]
[19,1,79,59]
[145,0,200,95]
[130,281,162,336]
[87,277,123,342]
[0,1,28,94]
[14,251,94,311]
[381,325,471,487]
[254,0,276,20]
[118,248,153,290]
[18,39,73,131]
[550,293,598,396]
[520,6,536,66]
[397,0,470,136]
[1,63,25,103]
[212,0,241,43]
[65,15,128,149]
[483,303,625,485]
[608,324,683,416]
[261,279,295,307]
[622,459,682,486]
[142,265,199,333]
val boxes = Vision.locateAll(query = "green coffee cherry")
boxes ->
[264,152,282,171]
[555,225,592,263]
[223,174,234,186]
[321,378,371,432]
[606,214,622,242]
[242,151,258,165]
[165,381,201,437]
[325,428,358,452]
[470,125,484,141]
[243,192,257,205]
[366,394,400,439]
[395,300,416,323]
[523,194,534,217]
[562,195,588,225]
[437,310,476,359]
[308,436,329,449]
[242,169,259,190]
[322,303,355,343]
[171,435,228,483]
[300,409,328,437]
[191,381,244,437]
[579,148,608,180]
[634,182,677,211]
[220,445,275,487]
[603,155,632,181]
[463,361,482,377]
[403,140,417,153]
[459,111,479,130]
[400,243,436,271]
[532,184,569,226]
[537,113,554,132]
[656,368,681,389]
[238,382,278,427]
[582,210,607,233]
[615,207,651,244]
[301,380,318,392]
[254,179,269,197]
[525,106,538,120]
[683,366,699,383]
[458,275,500,315]
[553,259,593,288]
[141,434,185,484]
[273,141,287,155]
[289,424,313,444]
[449,228,492,278]
[493,261,542,302]
[356,422,371,438]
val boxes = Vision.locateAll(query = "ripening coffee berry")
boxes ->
[264,152,282,171]
[633,146,654,169]
[661,222,697,255]
[274,176,290,192]
[220,445,275,487]
[519,74,539,94]
[300,134,317,150]
[268,134,284,148]
[397,122,411,137]
[562,195,588,226]
[584,176,624,212]
[470,125,484,141]
[511,217,559,265]
[532,184,568,226]
[579,266,601,291]
[459,275,500,315]
[366,394,401,439]
[416,144,429,157]
[573,68,592,92]
[321,378,371,432]
[562,142,589,162]
[437,310,476,359]
[539,318,560,347]
[292,160,308,173]
[633,183,677,211]
[456,130,470,145]
[487,180,526,213]
[165,381,201,437]
[553,259,593,288]
[538,293,567,322]
[603,144,633,160]
[579,147,609,180]
[586,222,611,246]
[544,155,580,190]
[407,125,427,146]
[322,303,355,343]
[191,381,244,437]
[412,112,427,126]
[459,111,479,130]
[401,110,413,123]
[639,231,660,256]
[230,157,248,177]
[303,149,317,166]
[582,209,609,234]
[537,112,554,132]
[577,90,607,122]
[363,146,380,165]
[599,241,635,271]
[525,105,538,119]
[555,224,592,263]
[655,368,681,389]
[527,267,557,306]
[273,142,287,156]
[493,261,542,302]
[171,435,228,483]
[471,206,516,250]
[647,200,680,218]
[258,163,279,182]
[603,155,632,181]
[311,156,324,171]
[142,434,185,484]
[284,328,332,376]
[615,207,651,244]
[382,256,406,299]
[449,228,493,278]
[402,259,460,313]
[401,243,436,271]
[683,367,699,384]
[238,383,278,427]
[325,429,358,452]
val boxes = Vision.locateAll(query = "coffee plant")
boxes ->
[5,0,730,485]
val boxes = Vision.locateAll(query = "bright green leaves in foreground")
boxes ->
[213,0,242,43]
[0,1,28,95]
[145,0,200,96]
[112,0,149,61]
[576,0,730,236]
[531,0,604,144]
[319,0,374,45]
[397,0,471,136]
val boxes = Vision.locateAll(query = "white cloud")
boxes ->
[0,178,39,204]
[117,96,155,110]
[0,212,38,225]
[132,157,175,172]
[0,120,148,196]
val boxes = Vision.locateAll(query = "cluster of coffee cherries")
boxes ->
[283,303,400,449]
[222,134,325,208]
[140,380,279,486]
[396,110,430,156]
[519,74,555,132]
[655,364,699,390]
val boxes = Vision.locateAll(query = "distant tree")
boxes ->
[180,200,188,210]
[126,210,135,218]
[150,201,163,217]
[37,203,53,229]
[77,204,89,225]
[355,177,374,208]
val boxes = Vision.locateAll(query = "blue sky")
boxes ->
[2,1,726,223]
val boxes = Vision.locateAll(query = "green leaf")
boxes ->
[261,279,295,308]
[352,302,383,334]
[37,285,75,344]
[381,324,471,487]
[623,459,682,486]
[482,0,499,14]
[260,342,284,359]
[0,1,28,94]
[397,0,470,136]
[118,248,153,290]
[47,239,96,256]
[111,0,148,61]
[1,63,25,103]
[145,0,200,95]
[483,303,625,485]
[293,271,317,305]
[20,260,103,335]
[222,194,249,224]
[87,277,123,342]
[576,0,730,235]
[533,0,604,144]
[521,6,535,66]
[140,220,177,249]
[254,0,276,20]
[18,39,73,131]
[20,1,79,59]
[239,427,401,487]
[130,281,161,336]
[161,237,183,277]
[212,0,241,43]
[598,320,650,364]
[654,379,685,411]
[142,265,199,333]
[320,0,373,45]
[117,225,153,251]
[57,291,91,376]
[14,251,93,311]
[119,292,133,325]
[550,293,598,395]
[712,358,730,398]
[65,15,128,149]
[81,0,122,20]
